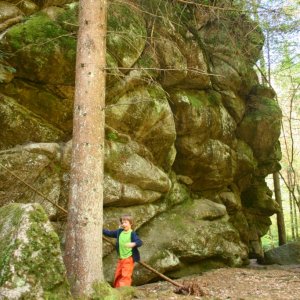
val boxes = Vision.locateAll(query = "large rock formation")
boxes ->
[0,0,282,287]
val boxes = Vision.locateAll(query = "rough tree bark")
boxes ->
[64,0,107,297]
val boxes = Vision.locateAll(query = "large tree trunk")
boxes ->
[273,172,286,245]
[64,0,107,297]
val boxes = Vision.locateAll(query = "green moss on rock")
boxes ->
[0,94,65,150]
[90,281,136,300]
[107,1,147,68]
[1,12,76,84]
[237,96,282,162]
[0,203,70,299]
[0,204,24,286]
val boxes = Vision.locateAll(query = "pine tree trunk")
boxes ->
[64,0,107,297]
[273,172,287,245]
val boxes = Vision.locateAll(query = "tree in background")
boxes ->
[64,0,107,297]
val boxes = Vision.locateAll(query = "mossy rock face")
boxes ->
[250,84,276,99]
[210,57,244,93]
[175,37,211,89]
[105,84,176,170]
[235,139,257,190]
[199,11,264,63]
[0,12,77,84]
[107,1,146,69]
[139,0,211,89]
[105,139,171,195]
[175,139,237,191]
[61,138,172,208]
[0,0,284,283]
[199,13,263,94]
[0,203,70,299]
[241,178,280,216]
[130,198,247,284]
[255,141,282,177]
[244,209,272,258]
[229,211,250,245]
[170,89,236,146]
[0,93,65,150]
[220,90,246,123]
[237,94,282,163]
[0,79,73,134]
[154,37,188,87]
[169,89,237,190]
[0,143,62,217]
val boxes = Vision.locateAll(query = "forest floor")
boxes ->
[134,260,300,300]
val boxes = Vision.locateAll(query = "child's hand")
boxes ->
[125,242,136,248]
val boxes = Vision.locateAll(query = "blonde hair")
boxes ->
[120,214,134,228]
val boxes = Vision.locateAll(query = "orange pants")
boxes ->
[113,256,134,288]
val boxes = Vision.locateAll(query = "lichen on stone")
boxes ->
[0,203,70,299]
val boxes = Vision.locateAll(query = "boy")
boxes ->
[103,214,143,287]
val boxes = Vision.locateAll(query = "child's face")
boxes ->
[121,219,132,231]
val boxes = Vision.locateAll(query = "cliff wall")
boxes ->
[0,0,282,284]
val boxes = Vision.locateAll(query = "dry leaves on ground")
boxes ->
[135,261,300,300]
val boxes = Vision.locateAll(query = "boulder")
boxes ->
[0,203,70,299]
[262,242,300,265]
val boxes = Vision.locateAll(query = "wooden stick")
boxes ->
[138,261,183,288]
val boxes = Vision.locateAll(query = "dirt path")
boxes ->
[135,261,300,299]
